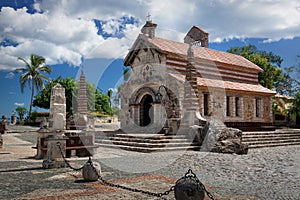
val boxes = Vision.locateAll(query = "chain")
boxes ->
[57,142,85,171]
[89,160,175,198]
[56,141,174,198]
[56,142,213,199]
[184,169,215,200]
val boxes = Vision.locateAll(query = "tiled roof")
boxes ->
[147,36,263,72]
[169,73,275,95]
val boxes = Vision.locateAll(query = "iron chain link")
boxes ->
[57,142,214,199]
[57,142,84,171]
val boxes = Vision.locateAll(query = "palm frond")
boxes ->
[17,57,31,69]
[37,65,52,74]
[15,68,26,73]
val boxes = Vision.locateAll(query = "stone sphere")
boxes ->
[82,161,101,181]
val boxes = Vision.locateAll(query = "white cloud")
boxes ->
[0,0,299,70]
[14,102,24,107]
[5,72,14,79]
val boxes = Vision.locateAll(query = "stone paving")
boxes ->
[0,125,299,199]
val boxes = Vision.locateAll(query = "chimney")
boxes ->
[141,21,157,39]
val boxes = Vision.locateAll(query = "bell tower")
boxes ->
[184,26,209,47]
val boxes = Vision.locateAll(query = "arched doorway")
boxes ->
[140,94,153,126]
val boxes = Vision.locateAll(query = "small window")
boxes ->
[255,98,261,117]
[204,93,209,116]
[226,96,230,116]
[235,97,239,117]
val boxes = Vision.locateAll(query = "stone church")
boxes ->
[120,20,276,133]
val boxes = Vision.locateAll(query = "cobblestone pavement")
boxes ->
[0,125,299,199]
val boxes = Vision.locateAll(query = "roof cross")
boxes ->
[146,12,151,21]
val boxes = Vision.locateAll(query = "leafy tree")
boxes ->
[227,45,294,95]
[290,93,300,116]
[33,76,111,115]
[95,92,112,115]
[33,76,75,113]
[15,106,27,121]
[107,89,113,107]
[15,54,52,119]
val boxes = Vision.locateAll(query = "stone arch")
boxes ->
[139,94,153,126]
[130,87,156,105]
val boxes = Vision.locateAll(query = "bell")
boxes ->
[174,169,205,200]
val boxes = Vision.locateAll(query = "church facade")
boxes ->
[120,21,276,132]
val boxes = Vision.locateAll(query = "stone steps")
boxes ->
[95,133,197,153]
[95,143,200,153]
[242,129,300,148]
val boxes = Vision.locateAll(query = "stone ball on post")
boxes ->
[82,158,101,181]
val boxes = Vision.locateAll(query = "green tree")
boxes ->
[33,76,75,113]
[227,45,293,95]
[33,76,112,114]
[15,54,52,119]
[15,106,27,121]
[95,92,112,115]
[107,89,113,107]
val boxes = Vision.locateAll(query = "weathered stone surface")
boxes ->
[42,135,67,168]
[0,133,3,148]
[0,115,7,134]
[49,84,66,131]
[201,119,248,154]
[82,160,101,181]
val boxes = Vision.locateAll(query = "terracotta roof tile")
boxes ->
[169,73,275,95]
[148,37,263,72]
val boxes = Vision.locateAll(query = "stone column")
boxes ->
[179,44,206,135]
[36,128,51,159]
[42,135,67,169]
[75,69,90,130]
[152,103,162,124]
[49,83,66,131]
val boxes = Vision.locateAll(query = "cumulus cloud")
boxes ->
[14,102,24,107]
[5,72,14,79]
[0,0,299,71]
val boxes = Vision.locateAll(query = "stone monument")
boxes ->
[0,130,3,148]
[178,44,207,140]
[0,115,8,134]
[39,83,68,168]
[74,69,90,130]
[49,84,66,131]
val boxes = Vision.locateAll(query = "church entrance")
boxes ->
[140,94,153,126]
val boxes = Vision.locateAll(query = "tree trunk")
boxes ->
[29,80,34,121]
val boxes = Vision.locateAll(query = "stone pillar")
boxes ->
[152,103,162,124]
[0,133,3,148]
[77,69,89,115]
[42,135,67,169]
[36,128,51,159]
[179,44,206,135]
[75,69,90,130]
[49,84,66,131]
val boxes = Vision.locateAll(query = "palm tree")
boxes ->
[15,54,52,120]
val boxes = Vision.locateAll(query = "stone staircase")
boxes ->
[95,131,199,153]
[242,129,300,149]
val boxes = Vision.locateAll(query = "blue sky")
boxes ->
[0,0,300,118]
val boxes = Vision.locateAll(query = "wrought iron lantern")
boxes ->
[155,91,163,102]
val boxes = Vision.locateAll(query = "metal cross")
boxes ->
[147,12,151,21]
